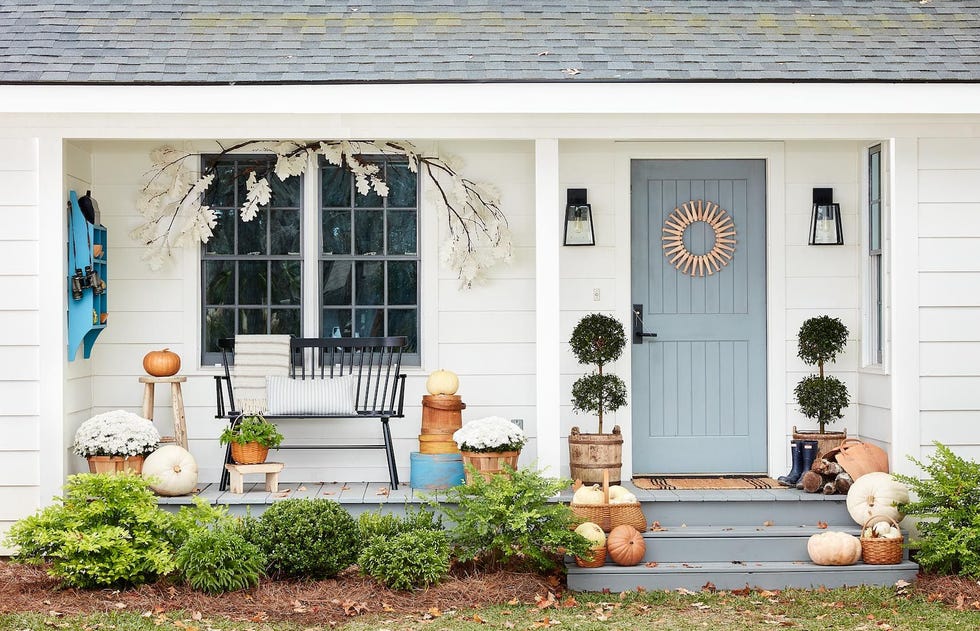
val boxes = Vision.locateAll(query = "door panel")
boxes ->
[631,159,766,474]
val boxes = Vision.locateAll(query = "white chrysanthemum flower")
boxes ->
[73,410,160,458]
[453,416,526,453]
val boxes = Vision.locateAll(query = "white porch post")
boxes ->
[535,139,561,476]
[888,138,921,475]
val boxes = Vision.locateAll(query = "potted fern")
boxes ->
[568,313,628,484]
[220,414,284,465]
[793,315,850,457]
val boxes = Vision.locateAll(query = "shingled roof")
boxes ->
[1,1,979,84]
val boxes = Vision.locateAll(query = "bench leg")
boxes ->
[219,416,241,491]
[228,468,244,494]
[381,418,399,490]
[265,471,279,493]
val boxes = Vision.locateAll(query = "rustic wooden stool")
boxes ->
[224,462,284,494]
[139,376,188,449]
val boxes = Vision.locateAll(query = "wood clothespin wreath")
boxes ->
[661,199,736,277]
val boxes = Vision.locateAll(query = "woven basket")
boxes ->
[860,515,904,565]
[570,470,647,533]
[574,545,607,568]
[231,441,269,465]
[461,450,520,483]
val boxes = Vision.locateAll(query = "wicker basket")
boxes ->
[574,545,607,568]
[461,450,520,483]
[231,441,269,465]
[860,515,904,565]
[570,470,647,533]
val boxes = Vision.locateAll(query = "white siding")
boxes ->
[917,137,980,455]
[0,137,41,551]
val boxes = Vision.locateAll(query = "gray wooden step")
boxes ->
[640,525,863,563]
[566,560,919,592]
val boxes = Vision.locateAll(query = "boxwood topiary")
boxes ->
[358,529,450,591]
[176,524,264,594]
[248,498,360,579]
[357,508,442,545]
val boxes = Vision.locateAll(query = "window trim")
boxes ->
[864,143,885,368]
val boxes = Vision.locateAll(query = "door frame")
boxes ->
[613,142,786,478]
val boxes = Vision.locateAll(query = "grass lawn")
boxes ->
[1,585,976,631]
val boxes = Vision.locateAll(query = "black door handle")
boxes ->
[632,304,658,344]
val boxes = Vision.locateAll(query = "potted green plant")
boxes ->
[793,315,850,457]
[220,414,284,464]
[568,313,629,484]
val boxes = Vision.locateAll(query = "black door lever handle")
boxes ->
[632,303,658,344]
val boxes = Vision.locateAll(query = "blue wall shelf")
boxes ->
[67,190,107,361]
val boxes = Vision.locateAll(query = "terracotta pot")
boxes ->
[568,426,623,485]
[87,455,145,475]
[231,442,269,465]
[461,450,520,483]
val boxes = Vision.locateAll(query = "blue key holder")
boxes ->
[67,190,108,361]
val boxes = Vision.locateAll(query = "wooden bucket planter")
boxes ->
[421,395,465,434]
[418,433,459,454]
[792,426,847,460]
[461,450,520,483]
[87,455,145,475]
[568,428,623,485]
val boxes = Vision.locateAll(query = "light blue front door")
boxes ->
[631,160,767,474]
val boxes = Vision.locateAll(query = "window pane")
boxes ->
[870,151,880,200]
[271,308,301,336]
[387,261,417,305]
[206,163,236,208]
[271,260,301,305]
[389,309,418,353]
[238,208,267,255]
[239,308,268,334]
[387,162,417,208]
[322,210,351,255]
[354,210,384,254]
[355,260,384,305]
[270,172,300,207]
[322,308,352,338]
[321,164,351,207]
[322,260,352,305]
[870,202,881,252]
[204,307,234,353]
[354,308,384,337]
[270,209,301,255]
[238,261,268,305]
[204,260,234,305]
[387,210,417,255]
[206,208,235,255]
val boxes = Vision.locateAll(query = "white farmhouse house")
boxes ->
[2,1,980,549]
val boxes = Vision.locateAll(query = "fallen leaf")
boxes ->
[471,614,485,623]
[507,598,520,606]
[562,597,578,608]
[649,521,666,532]
[955,595,965,611]
[535,592,557,610]
[731,586,751,596]
[504,622,515,629]
[532,616,559,628]
[816,521,828,529]
[676,588,695,595]
[427,606,442,618]
[191,611,202,621]
[297,485,307,491]
[692,601,710,611]
[537,51,551,56]
[562,68,581,76]
[645,561,659,568]
[322,491,336,495]
[114,602,127,610]
[250,612,268,623]
[376,487,390,496]
[758,589,780,598]
[702,581,717,593]
[340,485,351,491]
[763,520,775,527]
[381,602,394,613]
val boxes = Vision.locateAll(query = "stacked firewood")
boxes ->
[799,456,854,494]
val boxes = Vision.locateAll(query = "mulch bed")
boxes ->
[0,561,555,627]
[915,572,980,611]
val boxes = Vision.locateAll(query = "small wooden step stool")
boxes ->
[139,376,187,449]
[224,462,285,494]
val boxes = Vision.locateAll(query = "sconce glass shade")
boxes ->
[808,188,843,245]
[564,204,595,246]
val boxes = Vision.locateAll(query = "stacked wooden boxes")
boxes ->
[410,394,466,489]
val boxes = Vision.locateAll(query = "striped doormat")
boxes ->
[633,476,782,490]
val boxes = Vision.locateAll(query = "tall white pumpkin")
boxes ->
[845,472,909,526]
[142,445,199,496]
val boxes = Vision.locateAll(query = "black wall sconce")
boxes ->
[808,187,844,245]
[564,188,595,246]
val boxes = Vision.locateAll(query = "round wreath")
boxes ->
[661,200,736,277]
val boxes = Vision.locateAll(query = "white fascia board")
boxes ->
[3,83,980,115]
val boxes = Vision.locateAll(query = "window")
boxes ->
[200,154,421,365]
[867,144,883,365]
[201,156,302,364]
[320,156,420,361]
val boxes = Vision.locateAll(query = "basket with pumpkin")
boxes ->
[569,469,647,533]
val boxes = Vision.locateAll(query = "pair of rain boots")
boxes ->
[777,440,818,487]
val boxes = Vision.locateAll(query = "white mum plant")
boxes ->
[453,416,526,453]
[73,410,161,458]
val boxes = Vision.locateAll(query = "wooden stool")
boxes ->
[224,462,284,494]
[139,376,188,449]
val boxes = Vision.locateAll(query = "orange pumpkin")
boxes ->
[606,524,645,566]
[143,348,180,377]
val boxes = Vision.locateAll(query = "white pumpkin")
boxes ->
[574,521,607,547]
[608,485,638,504]
[846,472,909,526]
[142,445,198,496]
[807,531,862,566]
[426,369,460,395]
[572,483,605,505]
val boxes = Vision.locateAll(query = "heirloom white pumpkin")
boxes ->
[807,531,862,566]
[846,472,909,526]
[142,445,198,496]
[607,485,638,504]
[572,483,606,505]
[574,521,607,547]
[425,369,460,395]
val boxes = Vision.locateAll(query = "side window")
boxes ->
[320,156,420,362]
[201,155,302,364]
[867,144,883,365]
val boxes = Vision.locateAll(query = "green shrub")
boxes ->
[176,525,264,594]
[163,497,234,548]
[248,499,360,578]
[4,473,175,588]
[358,529,450,590]
[894,442,980,578]
[430,466,591,572]
[358,508,442,545]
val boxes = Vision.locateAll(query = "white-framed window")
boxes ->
[866,144,884,366]
[201,154,420,365]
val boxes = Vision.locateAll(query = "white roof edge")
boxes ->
[2,83,980,115]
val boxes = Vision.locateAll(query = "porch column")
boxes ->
[888,138,921,475]
[534,139,561,476]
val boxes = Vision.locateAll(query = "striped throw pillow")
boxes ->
[266,375,358,415]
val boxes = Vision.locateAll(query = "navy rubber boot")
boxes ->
[777,440,803,486]
[795,441,819,489]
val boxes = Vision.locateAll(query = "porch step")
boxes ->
[633,491,853,527]
[640,526,863,563]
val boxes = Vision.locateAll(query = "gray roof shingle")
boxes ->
[1,1,979,84]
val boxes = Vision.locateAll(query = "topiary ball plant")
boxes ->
[795,315,850,433]
[248,498,360,579]
[569,313,628,434]
[176,524,264,594]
